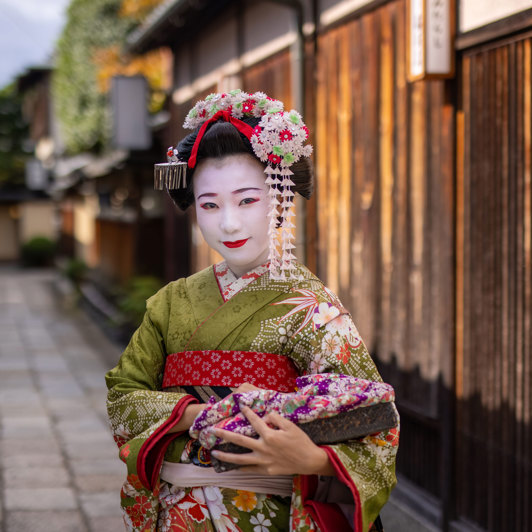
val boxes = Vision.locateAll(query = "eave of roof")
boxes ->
[127,0,184,53]
[126,0,234,54]
[16,66,53,93]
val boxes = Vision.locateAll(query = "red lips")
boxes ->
[223,239,249,248]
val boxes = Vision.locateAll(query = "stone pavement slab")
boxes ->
[5,488,77,511]
[6,510,87,532]
[0,268,124,531]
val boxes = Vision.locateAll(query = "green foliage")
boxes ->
[0,84,29,185]
[21,236,56,267]
[117,275,163,326]
[52,0,135,154]
[63,257,89,285]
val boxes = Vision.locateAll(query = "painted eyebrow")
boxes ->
[197,192,217,200]
[197,187,263,200]
[232,187,263,194]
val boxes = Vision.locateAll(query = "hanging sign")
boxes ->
[407,0,455,81]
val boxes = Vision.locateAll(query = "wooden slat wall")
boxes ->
[313,0,454,499]
[95,219,134,282]
[457,35,532,531]
[242,50,293,109]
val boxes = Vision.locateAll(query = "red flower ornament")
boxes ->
[268,153,282,164]
[279,129,293,142]
[242,99,255,113]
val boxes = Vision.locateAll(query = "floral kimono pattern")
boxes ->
[106,262,399,532]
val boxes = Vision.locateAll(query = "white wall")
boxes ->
[318,0,374,26]
[196,15,239,80]
[460,0,532,32]
[19,201,56,243]
[73,195,99,267]
[242,2,295,59]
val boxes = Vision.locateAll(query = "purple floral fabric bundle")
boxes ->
[189,373,395,449]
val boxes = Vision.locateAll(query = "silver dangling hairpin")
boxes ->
[154,147,188,190]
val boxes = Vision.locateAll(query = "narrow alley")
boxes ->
[0,267,124,531]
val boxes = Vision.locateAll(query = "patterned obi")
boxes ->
[162,350,299,402]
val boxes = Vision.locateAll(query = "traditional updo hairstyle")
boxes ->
[167,116,314,211]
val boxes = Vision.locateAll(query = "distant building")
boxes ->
[0,67,56,263]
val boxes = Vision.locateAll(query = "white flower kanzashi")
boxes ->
[184,89,283,129]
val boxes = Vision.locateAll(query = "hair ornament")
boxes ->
[183,89,284,129]
[155,89,313,281]
[154,147,188,190]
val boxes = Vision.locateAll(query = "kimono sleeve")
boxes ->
[105,281,197,490]
[291,309,399,532]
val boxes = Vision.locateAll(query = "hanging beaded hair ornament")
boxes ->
[154,89,313,280]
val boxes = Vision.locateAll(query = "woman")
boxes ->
[106,90,398,532]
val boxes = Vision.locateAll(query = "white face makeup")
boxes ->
[193,154,270,278]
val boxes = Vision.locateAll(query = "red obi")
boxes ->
[163,350,299,392]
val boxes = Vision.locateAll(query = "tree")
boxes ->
[0,83,29,186]
[53,0,168,154]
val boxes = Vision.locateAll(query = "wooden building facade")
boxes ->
[130,1,532,530]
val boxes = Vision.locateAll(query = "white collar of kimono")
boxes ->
[214,261,270,302]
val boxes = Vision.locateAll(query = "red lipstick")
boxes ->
[223,239,249,248]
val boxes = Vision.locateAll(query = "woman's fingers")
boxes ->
[240,406,271,437]
[234,382,261,393]
[212,427,261,450]
[211,407,328,475]
[263,410,295,430]
[210,448,262,466]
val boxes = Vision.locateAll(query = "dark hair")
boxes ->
[167,117,314,210]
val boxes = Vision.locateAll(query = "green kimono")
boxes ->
[106,262,398,532]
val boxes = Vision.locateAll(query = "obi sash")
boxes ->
[159,462,293,497]
[163,350,299,400]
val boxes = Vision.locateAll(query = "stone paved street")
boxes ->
[0,267,124,532]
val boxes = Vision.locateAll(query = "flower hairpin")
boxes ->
[154,89,313,280]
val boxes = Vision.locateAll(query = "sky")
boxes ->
[0,0,71,88]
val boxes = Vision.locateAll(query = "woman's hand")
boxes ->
[169,403,208,433]
[168,384,259,434]
[211,406,336,476]
[234,382,262,393]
